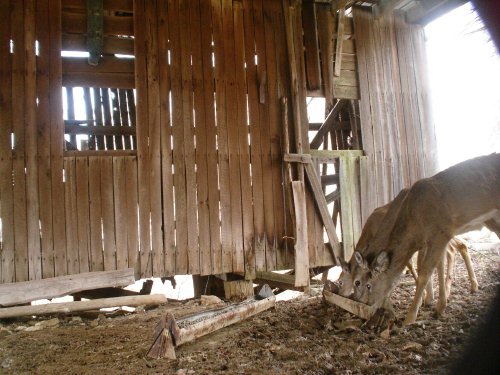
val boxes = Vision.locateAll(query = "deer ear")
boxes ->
[372,251,390,274]
[354,251,369,270]
[336,256,350,274]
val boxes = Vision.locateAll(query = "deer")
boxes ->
[336,153,500,325]
[336,194,480,311]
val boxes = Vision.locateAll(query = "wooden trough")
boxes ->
[147,296,276,360]
[323,289,376,320]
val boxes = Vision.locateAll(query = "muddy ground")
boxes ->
[0,246,498,375]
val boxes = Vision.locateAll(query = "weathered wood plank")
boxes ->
[310,149,364,162]
[212,0,233,274]
[242,0,261,277]
[118,89,132,149]
[333,85,360,100]
[0,268,136,307]
[63,0,133,12]
[190,0,211,276]
[168,0,188,275]
[24,0,42,281]
[64,157,79,274]
[317,3,335,107]
[292,181,309,287]
[0,294,166,319]
[234,1,254,276]
[222,0,244,273]
[0,0,14,283]
[113,157,128,270]
[134,0,152,277]
[62,13,134,37]
[199,0,220,276]
[179,0,199,275]
[100,158,116,270]
[145,0,164,277]
[36,0,55,279]
[62,34,134,55]
[303,0,321,91]
[263,0,283,270]
[272,0,290,268]
[62,71,135,89]
[251,0,272,271]
[334,7,346,77]
[49,0,67,277]
[124,157,139,276]
[88,157,104,271]
[75,157,90,273]
[11,0,28,282]
[157,0,175,276]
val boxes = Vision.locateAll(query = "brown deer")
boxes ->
[337,194,479,308]
[337,153,499,325]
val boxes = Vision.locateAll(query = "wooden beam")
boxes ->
[325,189,340,203]
[309,120,351,131]
[283,153,312,164]
[304,162,342,258]
[310,149,364,162]
[0,294,167,319]
[0,268,135,307]
[334,6,346,77]
[310,99,348,149]
[292,181,309,287]
[321,174,339,185]
[65,124,136,136]
[62,34,134,55]
[62,71,135,89]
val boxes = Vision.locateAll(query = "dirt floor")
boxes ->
[0,246,498,375]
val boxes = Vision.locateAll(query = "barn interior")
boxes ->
[0,0,498,373]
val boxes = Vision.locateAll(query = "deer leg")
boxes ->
[436,252,447,315]
[457,241,479,293]
[445,244,456,300]
[407,261,418,281]
[404,237,448,325]
[418,251,434,306]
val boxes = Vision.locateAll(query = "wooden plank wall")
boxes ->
[1,0,342,284]
[132,0,310,277]
[353,6,438,225]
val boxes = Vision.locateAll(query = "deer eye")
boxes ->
[354,280,361,288]
[338,280,343,286]
[366,283,371,290]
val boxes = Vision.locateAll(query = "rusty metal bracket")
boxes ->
[87,0,104,66]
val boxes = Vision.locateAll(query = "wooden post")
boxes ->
[292,181,309,287]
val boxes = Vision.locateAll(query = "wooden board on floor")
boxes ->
[0,268,136,307]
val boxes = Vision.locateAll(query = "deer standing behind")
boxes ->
[336,153,499,325]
